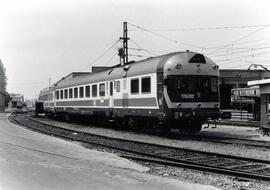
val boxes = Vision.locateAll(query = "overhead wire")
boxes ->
[129,54,150,58]
[82,39,120,70]
[129,24,270,32]
[129,39,157,56]
[104,51,119,67]
[128,22,204,49]
[208,25,270,55]
[227,37,270,45]
[211,46,270,58]
[204,42,270,51]
[87,23,270,70]
[128,47,169,53]
[214,50,270,62]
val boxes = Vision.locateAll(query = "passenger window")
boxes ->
[92,85,97,97]
[64,89,68,99]
[60,90,63,99]
[79,87,84,98]
[85,85,90,97]
[74,87,78,98]
[141,77,151,93]
[56,91,59,100]
[116,81,120,92]
[110,82,113,96]
[69,88,73,99]
[99,83,105,97]
[131,78,139,94]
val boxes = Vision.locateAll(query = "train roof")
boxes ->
[43,51,215,91]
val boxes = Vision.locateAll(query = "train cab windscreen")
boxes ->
[165,75,219,102]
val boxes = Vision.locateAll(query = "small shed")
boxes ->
[248,79,270,135]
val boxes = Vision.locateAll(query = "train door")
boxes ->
[109,82,114,117]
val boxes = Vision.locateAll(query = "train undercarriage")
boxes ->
[39,107,222,134]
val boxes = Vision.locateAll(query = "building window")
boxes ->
[60,90,63,99]
[131,78,139,94]
[69,88,73,99]
[64,89,68,99]
[56,91,59,100]
[116,81,120,92]
[74,87,78,98]
[92,85,97,97]
[141,77,151,93]
[99,83,105,97]
[79,87,84,98]
[85,85,90,97]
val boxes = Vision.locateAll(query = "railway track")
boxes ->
[176,133,270,149]
[9,113,270,182]
[25,113,270,149]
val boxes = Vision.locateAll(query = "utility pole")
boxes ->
[119,22,129,65]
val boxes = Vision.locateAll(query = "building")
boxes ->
[219,69,270,109]
[0,59,7,111]
[8,93,24,109]
[248,79,270,134]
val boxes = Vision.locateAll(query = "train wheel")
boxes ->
[114,119,125,130]
[152,122,171,134]
[187,120,202,134]
[179,120,201,135]
[57,113,69,122]
[64,113,70,122]
[127,117,136,130]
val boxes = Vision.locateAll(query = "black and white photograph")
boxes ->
[0,0,270,189]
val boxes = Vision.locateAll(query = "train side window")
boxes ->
[99,83,105,97]
[79,87,84,98]
[74,87,78,98]
[56,91,59,100]
[116,81,120,92]
[92,85,97,97]
[110,82,113,96]
[69,88,73,99]
[60,90,63,99]
[141,77,151,93]
[85,85,90,97]
[64,89,68,99]
[131,78,139,94]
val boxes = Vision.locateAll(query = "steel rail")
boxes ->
[182,134,270,149]
[9,113,270,182]
[26,115,270,162]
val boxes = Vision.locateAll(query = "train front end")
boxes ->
[162,51,220,132]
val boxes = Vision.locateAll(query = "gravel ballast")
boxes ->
[27,116,270,190]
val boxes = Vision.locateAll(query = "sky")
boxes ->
[1,0,270,99]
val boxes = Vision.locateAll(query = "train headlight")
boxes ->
[174,112,183,119]
[158,98,163,106]
[174,112,179,119]
[175,64,182,69]
[213,65,219,70]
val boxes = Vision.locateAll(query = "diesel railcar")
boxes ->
[39,51,221,133]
